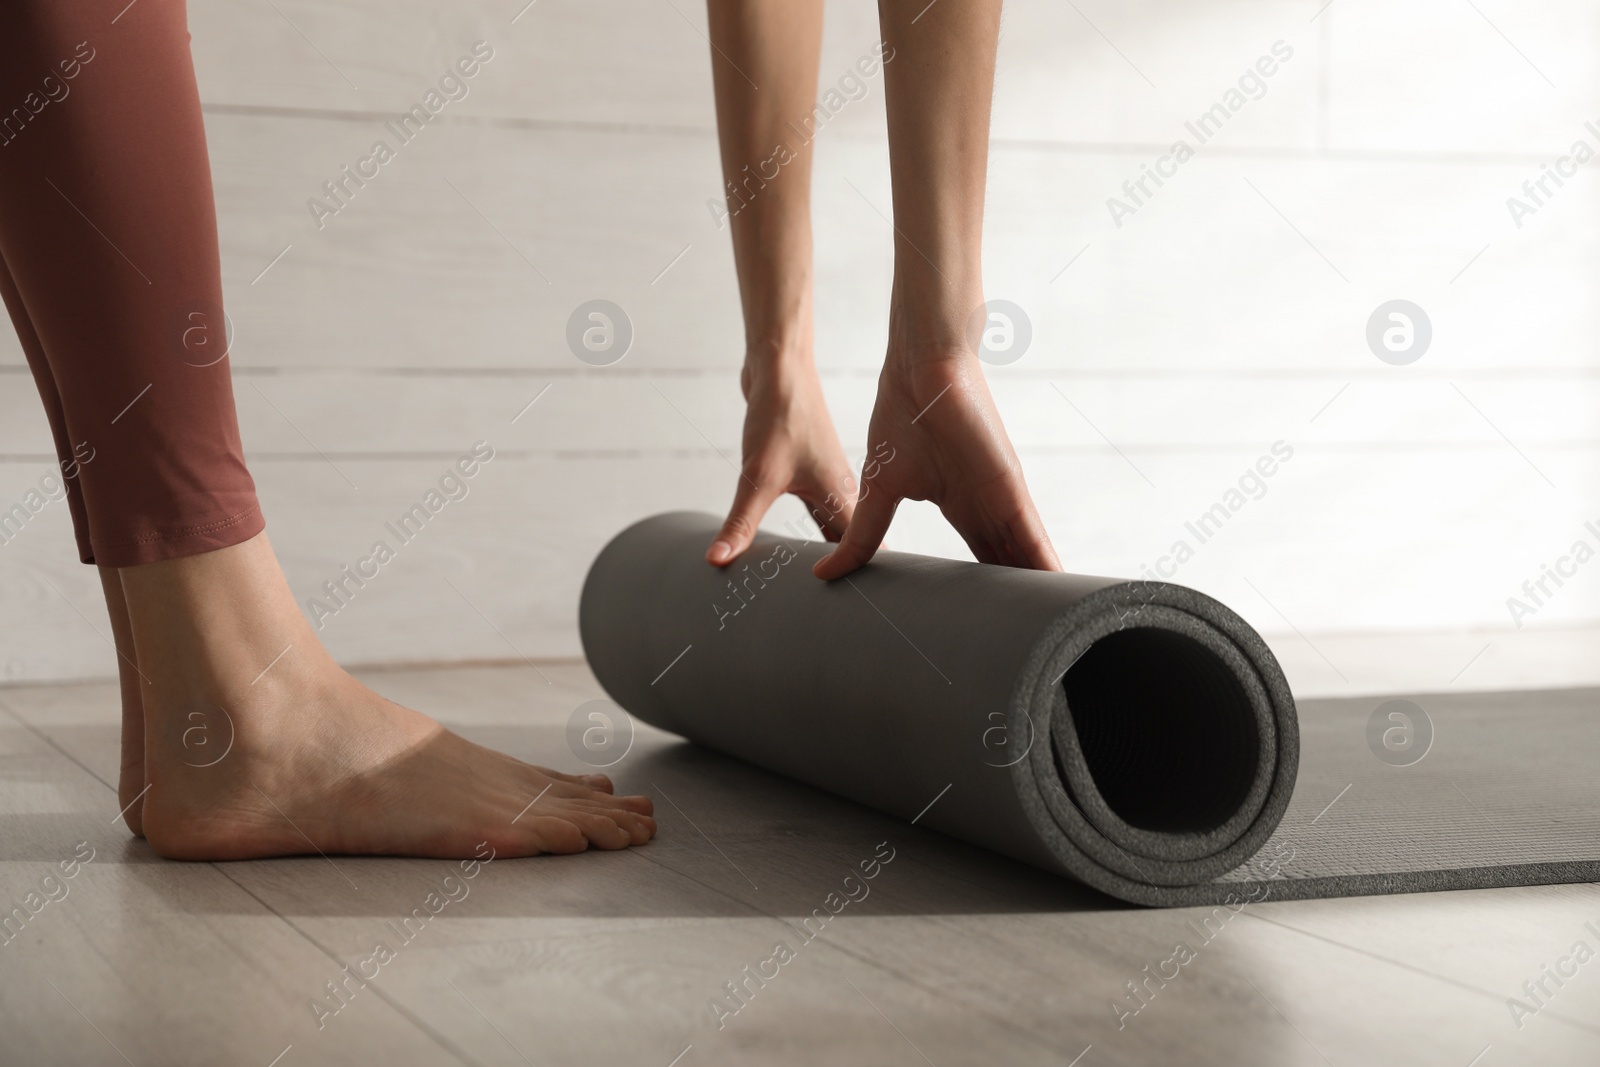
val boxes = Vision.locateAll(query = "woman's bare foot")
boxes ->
[99,566,150,837]
[118,533,654,861]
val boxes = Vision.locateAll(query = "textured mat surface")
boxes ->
[580,512,1600,906]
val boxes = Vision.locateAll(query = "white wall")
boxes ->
[1,0,1597,694]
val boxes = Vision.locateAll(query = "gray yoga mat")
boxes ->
[579,512,1600,906]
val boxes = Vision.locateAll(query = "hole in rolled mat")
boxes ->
[1060,627,1260,834]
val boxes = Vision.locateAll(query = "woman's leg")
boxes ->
[0,0,653,857]
[0,245,149,834]
[99,565,149,835]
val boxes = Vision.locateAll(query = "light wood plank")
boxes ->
[0,693,466,1066]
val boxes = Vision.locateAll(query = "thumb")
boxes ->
[812,484,898,580]
[707,471,781,566]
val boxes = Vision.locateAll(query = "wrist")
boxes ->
[886,284,986,367]
[741,333,820,404]
[743,333,814,369]
[738,279,815,372]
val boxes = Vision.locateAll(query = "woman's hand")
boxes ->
[813,344,1060,580]
[707,356,857,566]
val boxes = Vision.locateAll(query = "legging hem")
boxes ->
[83,506,266,568]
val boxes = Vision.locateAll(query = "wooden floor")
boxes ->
[0,664,1597,1066]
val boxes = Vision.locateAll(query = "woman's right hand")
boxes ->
[706,355,857,566]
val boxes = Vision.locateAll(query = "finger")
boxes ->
[963,513,1058,572]
[952,479,1061,573]
[962,532,1005,567]
[813,486,898,580]
[992,488,1062,572]
[799,485,855,543]
[708,470,782,566]
[935,497,1004,567]
[1009,511,1062,572]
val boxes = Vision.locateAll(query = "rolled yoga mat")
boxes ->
[579,512,1600,906]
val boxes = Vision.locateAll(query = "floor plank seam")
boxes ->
[1244,910,1600,1039]
[624,847,1081,1058]
[0,695,119,796]
[208,864,488,1067]
[0,691,484,1064]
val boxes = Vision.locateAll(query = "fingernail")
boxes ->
[709,540,732,563]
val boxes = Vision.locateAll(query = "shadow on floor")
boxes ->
[62,733,1120,919]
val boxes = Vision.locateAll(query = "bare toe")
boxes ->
[613,793,654,816]
[544,768,614,793]
[570,799,657,845]
[518,815,589,854]
[562,810,633,850]
[619,812,657,844]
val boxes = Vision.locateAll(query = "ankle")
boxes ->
[121,534,329,697]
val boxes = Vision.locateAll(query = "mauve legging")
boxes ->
[0,0,262,567]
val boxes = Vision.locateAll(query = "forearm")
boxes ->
[877,0,1001,352]
[706,0,824,375]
